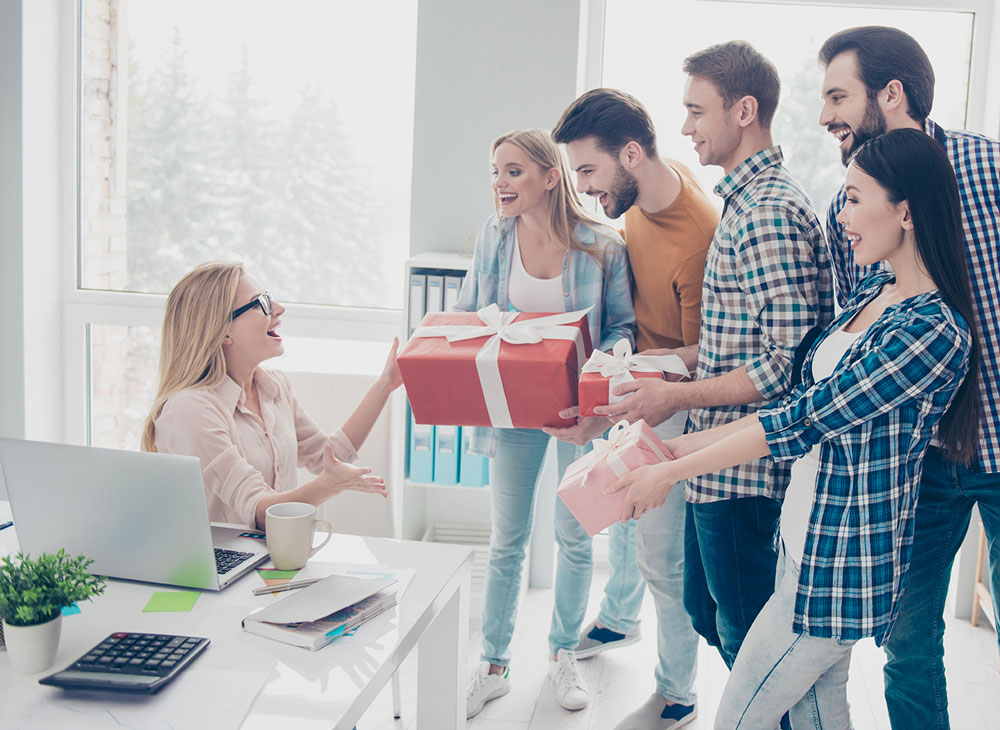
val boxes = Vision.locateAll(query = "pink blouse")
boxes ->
[153,369,358,527]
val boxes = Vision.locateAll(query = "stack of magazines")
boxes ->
[242,574,397,651]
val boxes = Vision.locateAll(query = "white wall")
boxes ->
[0,0,25,439]
[409,0,586,256]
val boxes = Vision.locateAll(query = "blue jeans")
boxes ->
[625,413,699,705]
[636,478,699,705]
[716,547,855,729]
[594,520,646,635]
[549,431,645,651]
[883,447,1000,729]
[684,495,782,669]
[480,428,585,665]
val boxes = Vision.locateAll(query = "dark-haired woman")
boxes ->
[608,127,979,728]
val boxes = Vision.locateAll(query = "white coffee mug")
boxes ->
[264,502,333,570]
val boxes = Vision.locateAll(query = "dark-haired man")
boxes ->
[547,87,717,729]
[818,26,1000,730]
[603,40,833,676]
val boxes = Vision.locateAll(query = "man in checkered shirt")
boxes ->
[596,40,834,676]
[818,26,1000,730]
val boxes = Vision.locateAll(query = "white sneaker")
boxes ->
[548,648,589,711]
[466,662,511,719]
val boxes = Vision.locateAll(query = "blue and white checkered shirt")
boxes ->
[758,273,972,644]
[686,146,834,503]
[826,120,1000,472]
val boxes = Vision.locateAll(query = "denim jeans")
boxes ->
[549,438,645,652]
[684,494,782,669]
[623,413,699,705]
[480,428,580,665]
[883,447,1000,729]
[715,547,856,729]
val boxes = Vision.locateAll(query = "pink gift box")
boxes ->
[557,420,672,537]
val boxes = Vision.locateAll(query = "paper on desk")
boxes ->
[249,574,396,625]
[329,568,414,646]
[142,590,200,613]
[8,669,268,730]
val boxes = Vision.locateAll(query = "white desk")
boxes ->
[0,509,473,730]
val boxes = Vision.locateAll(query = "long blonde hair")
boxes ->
[491,129,602,258]
[141,262,243,452]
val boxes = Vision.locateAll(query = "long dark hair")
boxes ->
[852,128,980,464]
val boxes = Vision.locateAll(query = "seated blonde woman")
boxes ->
[141,261,401,529]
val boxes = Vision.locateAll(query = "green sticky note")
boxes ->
[257,569,299,580]
[142,591,200,613]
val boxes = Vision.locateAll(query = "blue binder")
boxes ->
[433,425,460,485]
[407,407,435,483]
[459,427,490,487]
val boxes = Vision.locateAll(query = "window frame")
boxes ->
[63,0,405,446]
[45,0,1000,446]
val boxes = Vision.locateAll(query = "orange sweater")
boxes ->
[623,159,719,351]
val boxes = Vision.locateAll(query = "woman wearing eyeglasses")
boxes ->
[141,262,401,529]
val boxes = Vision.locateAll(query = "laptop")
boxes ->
[0,438,269,590]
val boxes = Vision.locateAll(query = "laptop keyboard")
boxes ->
[214,547,255,574]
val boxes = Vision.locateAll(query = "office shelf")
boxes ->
[399,254,491,542]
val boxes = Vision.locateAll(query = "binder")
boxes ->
[407,406,435,483]
[459,427,490,487]
[444,275,463,312]
[433,425,460,486]
[425,275,445,313]
[408,274,426,332]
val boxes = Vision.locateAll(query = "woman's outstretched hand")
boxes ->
[380,337,403,391]
[321,443,387,498]
[605,463,675,523]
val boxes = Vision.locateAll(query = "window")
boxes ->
[75,0,414,448]
[601,0,977,214]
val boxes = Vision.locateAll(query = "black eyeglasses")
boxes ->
[231,291,272,320]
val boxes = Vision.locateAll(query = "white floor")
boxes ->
[358,564,1000,730]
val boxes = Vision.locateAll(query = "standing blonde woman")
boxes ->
[459,129,636,717]
[142,262,401,529]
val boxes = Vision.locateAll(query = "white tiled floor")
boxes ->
[357,565,999,730]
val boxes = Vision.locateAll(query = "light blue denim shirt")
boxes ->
[454,214,636,457]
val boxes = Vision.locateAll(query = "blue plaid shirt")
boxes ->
[687,146,834,503]
[758,273,972,644]
[826,120,1000,472]
[454,214,636,457]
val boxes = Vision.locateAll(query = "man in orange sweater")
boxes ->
[546,88,718,730]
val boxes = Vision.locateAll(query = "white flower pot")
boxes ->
[3,614,62,674]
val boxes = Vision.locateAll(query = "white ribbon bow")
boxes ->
[411,304,592,428]
[590,420,633,461]
[581,339,690,404]
[563,419,672,486]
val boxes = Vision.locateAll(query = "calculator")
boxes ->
[38,632,209,693]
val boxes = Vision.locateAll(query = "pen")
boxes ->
[252,577,320,596]
[0,521,12,532]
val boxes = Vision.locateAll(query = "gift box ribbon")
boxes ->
[581,339,690,404]
[410,304,592,428]
[563,419,672,487]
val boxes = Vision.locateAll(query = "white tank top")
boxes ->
[781,324,868,565]
[507,228,565,313]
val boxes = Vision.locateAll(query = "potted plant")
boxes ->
[0,550,106,674]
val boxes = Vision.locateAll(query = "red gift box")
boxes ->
[578,339,689,417]
[398,305,593,428]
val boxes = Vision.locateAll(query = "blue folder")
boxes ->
[433,425,460,485]
[458,427,490,487]
[407,406,435,483]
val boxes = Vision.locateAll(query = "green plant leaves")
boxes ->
[0,550,107,627]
